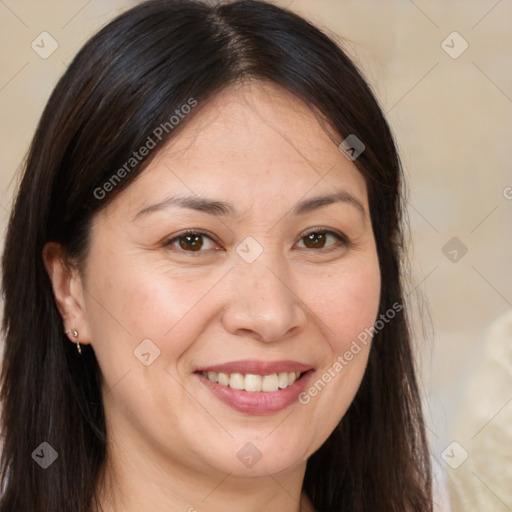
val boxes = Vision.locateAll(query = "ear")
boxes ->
[42,242,91,346]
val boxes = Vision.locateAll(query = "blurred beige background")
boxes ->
[1,1,511,510]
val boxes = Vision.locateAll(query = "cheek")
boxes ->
[82,250,227,386]
[303,254,381,349]
[294,254,381,442]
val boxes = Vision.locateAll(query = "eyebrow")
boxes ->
[133,190,365,221]
[133,195,234,221]
[292,191,366,217]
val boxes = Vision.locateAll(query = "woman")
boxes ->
[0,0,432,510]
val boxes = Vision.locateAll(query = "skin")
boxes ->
[44,81,381,512]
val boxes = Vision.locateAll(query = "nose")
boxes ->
[221,257,307,343]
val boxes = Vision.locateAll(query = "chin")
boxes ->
[198,430,313,478]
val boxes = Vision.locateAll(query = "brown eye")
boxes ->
[303,232,327,249]
[178,234,204,251]
[166,231,219,253]
[296,230,347,250]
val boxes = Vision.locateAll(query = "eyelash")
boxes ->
[164,228,350,253]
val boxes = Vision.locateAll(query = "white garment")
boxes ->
[447,311,512,511]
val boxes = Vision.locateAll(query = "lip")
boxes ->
[196,359,313,375]
[195,360,314,415]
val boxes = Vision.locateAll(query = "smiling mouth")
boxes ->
[200,370,303,393]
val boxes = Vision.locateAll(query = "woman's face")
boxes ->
[78,81,381,479]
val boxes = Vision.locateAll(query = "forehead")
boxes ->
[105,80,368,219]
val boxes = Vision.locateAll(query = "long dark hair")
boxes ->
[0,1,432,510]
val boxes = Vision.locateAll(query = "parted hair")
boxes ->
[0,1,432,510]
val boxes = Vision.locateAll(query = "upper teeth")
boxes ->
[202,371,301,392]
